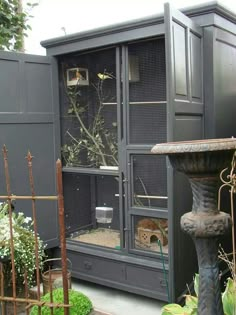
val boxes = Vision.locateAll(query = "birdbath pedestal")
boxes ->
[151,138,236,315]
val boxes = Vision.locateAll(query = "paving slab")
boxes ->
[72,279,164,315]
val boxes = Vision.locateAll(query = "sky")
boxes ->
[23,0,236,55]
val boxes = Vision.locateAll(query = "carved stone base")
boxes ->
[181,211,231,237]
[194,237,224,315]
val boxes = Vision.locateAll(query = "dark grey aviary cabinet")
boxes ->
[0,2,236,302]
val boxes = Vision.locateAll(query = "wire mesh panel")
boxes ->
[131,154,167,209]
[67,174,121,250]
[127,39,168,257]
[59,48,118,168]
[128,38,167,145]
[129,103,167,144]
[63,173,92,235]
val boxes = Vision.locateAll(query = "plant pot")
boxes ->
[42,258,72,294]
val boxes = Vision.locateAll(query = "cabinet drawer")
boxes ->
[126,264,168,292]
[70,252,125,282]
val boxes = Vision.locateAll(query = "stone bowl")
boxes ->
[151,138,236,174]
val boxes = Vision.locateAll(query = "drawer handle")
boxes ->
[84,261,92,270]
[160,279,167,287]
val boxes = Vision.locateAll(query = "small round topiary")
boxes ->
[30,288,93,315]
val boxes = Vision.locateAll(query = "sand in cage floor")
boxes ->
[71,228,168,253]
[73,228,120,248]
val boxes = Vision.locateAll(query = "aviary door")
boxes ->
[164,3,203,301]
[122,37,168,258]
[0,51,60,248]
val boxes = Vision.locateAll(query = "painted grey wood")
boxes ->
[204,26,236,139]
[213,27,236,138]
[165,3,203,119]
[164,3,204,301]
[42,2,236,57]
[202,26,215,138]
[42,22,165,56]
[121,45,130,255]
[63,166,118,176]
[0,51,59,248]
[53,246,168,300]
[116,46,126,251]
[38,0,236,304]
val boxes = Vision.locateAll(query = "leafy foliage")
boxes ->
[0,0,37,51]
[222,278,236,315]
[161,297,197,315]
[0,202,46,289]
[62,71,118,168]
[30,288,93,315]
[161,274,236,315]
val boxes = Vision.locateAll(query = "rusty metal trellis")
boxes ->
[0,145,70,315]
[218,151,236,279]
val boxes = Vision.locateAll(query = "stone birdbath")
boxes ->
[151,138,236,315]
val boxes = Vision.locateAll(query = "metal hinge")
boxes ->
[124,227,130,231]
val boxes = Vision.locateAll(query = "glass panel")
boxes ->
[60,48,118,168]
[128,38,166,144]
[133,215,168,254]
[131,155,167,209]
[64,173,120,249]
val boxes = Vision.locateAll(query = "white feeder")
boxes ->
[95,207,113,224]
[66,67,89,86]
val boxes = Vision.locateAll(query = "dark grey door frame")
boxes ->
[164,2,203,301]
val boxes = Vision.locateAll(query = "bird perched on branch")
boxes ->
[97,72,113,80]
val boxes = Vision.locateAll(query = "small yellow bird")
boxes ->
[97,73,112,80]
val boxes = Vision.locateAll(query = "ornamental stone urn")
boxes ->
[152,138,236,315]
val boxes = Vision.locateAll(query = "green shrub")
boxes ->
[30,288,93,315]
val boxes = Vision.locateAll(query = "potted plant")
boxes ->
[30,288,93,315]
[61,71,118,169]
[0,202,46,292]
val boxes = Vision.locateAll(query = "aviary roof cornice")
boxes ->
[41,1,236,50]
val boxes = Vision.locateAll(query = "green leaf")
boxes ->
[222,278,236,315]
[0,0,37,51]
[183,307,197,315]
[68,107,74,114]
[30,288,92,315]
[185,295,198,309]
[161,302,198,315]
[161,303,187,314]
